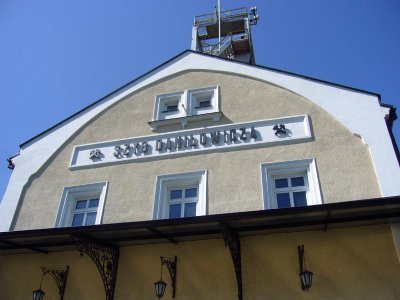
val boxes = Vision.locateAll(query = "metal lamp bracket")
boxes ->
[160,256,177,298]
[41,266,69,300]
[78,240,120,300]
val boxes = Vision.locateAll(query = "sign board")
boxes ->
[70,115,312,169]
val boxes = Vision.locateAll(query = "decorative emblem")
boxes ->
[89,149,102,160]
[273,124,287,136]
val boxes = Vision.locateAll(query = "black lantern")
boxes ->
[298,245,313,291]
[300,269,313,290]
[33,266,69,300]
[154,256,177,299]
[32,288,45,300]
[154,279,167,299]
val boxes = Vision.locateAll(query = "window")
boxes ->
[188,87,219,114]
[168,186,198,218]
[261,159,322,209]
[153,170,207,219]
[154,92,185,120]
[150,86,221,130]
[71,198,100,226]
[55,182,108,227]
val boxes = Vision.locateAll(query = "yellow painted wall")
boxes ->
[14,71,380,230]
[1,225,400,299]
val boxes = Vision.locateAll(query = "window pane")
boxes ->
[293,192,307,207]
[72,213,84,226]
[199,100,211,107]
[166,104,178,112]
[75,200,87,209]
[275,178,288,188]
[184,202,196,217]
[170,190,182,199]
[88,198,99,208]
[185,188,197,198]
[169,204,181,219]
[276,193,291,208]
[291,177,305,187]
[85,212,97,225]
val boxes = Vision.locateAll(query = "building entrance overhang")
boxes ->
[1,196,400,255]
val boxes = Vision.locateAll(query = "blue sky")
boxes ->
[1,0,399,201]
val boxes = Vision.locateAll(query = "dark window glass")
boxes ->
[169,204,181,219]
[199,100,211,107]
[88,199,99,208]
[75,200,87,209]
[293,192,307,207]
[170,190,182,199]
[291,177,305,187]
[85,212,97,225]
[166,104,178,112]
[72,213,84,226]
[275,178,288,188]
[185,188,197,198]
[184,202,196,217]
[277,193,291,208]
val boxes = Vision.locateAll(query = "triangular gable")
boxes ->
[1,50,399,232]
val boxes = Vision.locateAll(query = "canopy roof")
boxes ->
[1,196,399,255]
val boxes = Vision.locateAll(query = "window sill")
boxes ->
[148,111,223,131]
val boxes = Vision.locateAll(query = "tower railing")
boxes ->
[194,7,248,27]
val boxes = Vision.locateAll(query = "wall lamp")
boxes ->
[298,245,313,291]
[33,266,69,300]
[154,256,177,299]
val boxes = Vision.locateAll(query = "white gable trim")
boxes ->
[1,51,399,231]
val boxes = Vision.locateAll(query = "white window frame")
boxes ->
[187,86,220,116]
[153,170,207,219]
[55,182,108,227]
[152,86,220,122]
[167,185,198,218]
[153,91,186,121]
[261,158,322,209]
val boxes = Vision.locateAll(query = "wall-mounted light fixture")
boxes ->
[154,256,177,299]
[33,266,69,300]
[298,245,313,291]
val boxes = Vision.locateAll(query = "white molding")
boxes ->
[1,51,399,231]
[153,170,207,220]
[153,91,186,121]
[54,181,108,227]
[187,85,219,115]
[70,115,311,169]
[261,158,322,209]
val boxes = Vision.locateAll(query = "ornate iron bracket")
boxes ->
[41,266,69,300]
[78,240,119,300]
[161,256,177,298]
[221,222,242,300]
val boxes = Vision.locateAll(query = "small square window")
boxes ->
[261,159,322,209]
[188,86,219,115]
[153,170,207,220]
[153,92,185,121]
[55,182,108,227]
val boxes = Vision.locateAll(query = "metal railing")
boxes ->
[194,7,248,27]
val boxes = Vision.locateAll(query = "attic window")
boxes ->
[153,92,185,121]
[150,86,221,130]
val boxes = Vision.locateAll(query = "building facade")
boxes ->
[1,6,400,300]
